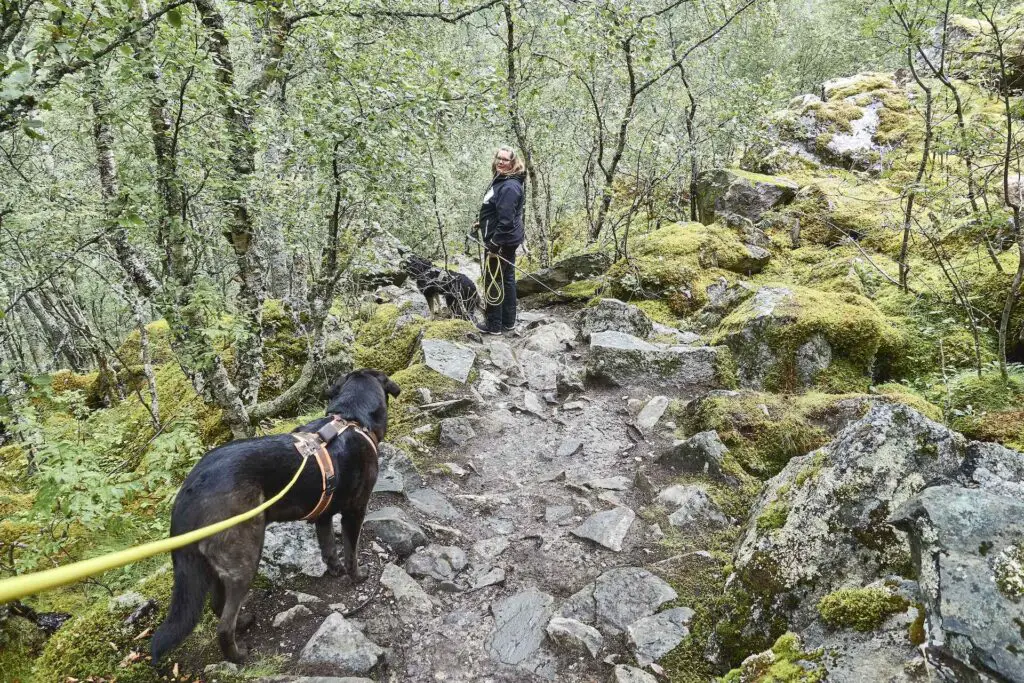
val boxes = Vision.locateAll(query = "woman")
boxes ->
[476,145,526,335]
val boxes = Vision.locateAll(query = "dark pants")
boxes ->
[484,245,518,331]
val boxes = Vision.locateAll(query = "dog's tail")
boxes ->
[151,545,213,665]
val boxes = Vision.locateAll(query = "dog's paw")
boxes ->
[227,643,249,663]
[350,564,369,583]
[325,557,345,577]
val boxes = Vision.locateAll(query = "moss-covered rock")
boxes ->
[711,285,888,392]
[695,168,798,225]
[607,222,762,315]
[353,303,425,375]
[33,567,213,682]
[721,632,825,682]
[817,587,910,631]
[0,612,45,683]
[115,319,175,365]
[944,368,1024,450]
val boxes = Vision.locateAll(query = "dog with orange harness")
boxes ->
[151,369,400,665]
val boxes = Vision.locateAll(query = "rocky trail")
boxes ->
[202,299,730,683]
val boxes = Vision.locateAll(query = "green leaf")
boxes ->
[167,8,182,28]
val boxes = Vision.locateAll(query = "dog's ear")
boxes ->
[370,370,401,400]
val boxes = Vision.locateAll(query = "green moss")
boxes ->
[607,222,747,315]
[560,278,607,301]
[756,501,790,532]
[908,603,927,645]
[826,73,897,100]
[874,108,912,146]
[794,450,827,487]
[634,299,683,327]
[50,369,99,395]
[0,614,45,682]
[34,567,219,681]
[421,318,476,341]
[817,587,909,631]
[872,383,943,422]
[721,632,826,682]
[679,391,843,478]
[116,319,175,365]
[807,99,863,133]
[386,363,463,441]
[712,285,887,393]
[993,543,1024,600]
[353,303,424,375]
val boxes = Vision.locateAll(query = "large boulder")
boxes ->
[606,223,773,316]
[891,486,1024,682]
[695,168,798,225]
[713,402,1024,667]
[585,330,734,391]
[350,226,410,289]
[575,298,653,341]
[516,253,611,297]
[712,285,887,393]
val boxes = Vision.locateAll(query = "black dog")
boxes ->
[151,369,400,665]
[399,255,480,320]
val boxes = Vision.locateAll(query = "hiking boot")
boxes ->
[476,323,502,336]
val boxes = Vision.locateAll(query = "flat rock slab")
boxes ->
[488,340,519,372]
[405,544,468,582]
[519,349,560,391]
[472,536,510,561]
[586,330,726,390]
[273,604,312,629]
[362,507,427,558]
[261,521,327,580]
[636,396,669,430]
[524,322,576,353]
[546,616,603,658]
[666,487,729,530]
[556,438,584,458]
[422,338,476,383]
[627,606,695,666]
[439,417,476,447]
[257,677,377,683]
[472,566,506,590]
[380,563,433,620]
[299,613,383,673]
[373,466,404,493]
[545,505,574,525]
[571,507,636,552]
[586,476,630,491]
[521,390,547,417]
[406,487,459,520]
[611,665,658,683]
[559,567,678,633]
[487,587,554,666]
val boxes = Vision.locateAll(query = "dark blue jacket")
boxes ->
[478,173,525,248]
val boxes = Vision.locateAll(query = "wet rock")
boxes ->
[657,430,728,478]
[524,322,575,353]
[487,587,555,665]
[626,607,694,666]
[586,330,727,390]
[298,613,383,673]
[635,396,669,431]
[576,298,654,341]
[438,417,476,447]
[519,349,559,391]
[664,486,729,529]
[380,563,433,619]
[545,505,574,525]
[405,544,468,582]
[556,365,586,396]
[273,604,312,628]
[421,338,476,383]
[262,521,327,580]
[378,443,423,492]
[890,485,1024,682]
[472,536,510,561]
[362,507,428,558]
[559,567,677,634]
[586,476,630,491]
[695,168,798,225]
[546,616,603,658]
[571,507,636,552]
[720,402,1024,662]
[556,438,584,458]
[406,488,459,521]
[610,664,658,683]
[488,340,519,372]
[517,253,611,297]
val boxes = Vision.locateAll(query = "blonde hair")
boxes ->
[491,145,526,177]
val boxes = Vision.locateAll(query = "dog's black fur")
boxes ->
[150,369,400,666]
[399,255,480,320]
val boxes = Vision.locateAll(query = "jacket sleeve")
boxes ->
[493,181,523,239]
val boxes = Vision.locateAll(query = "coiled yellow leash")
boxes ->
[483,252,505,307]
[0,455,310,605]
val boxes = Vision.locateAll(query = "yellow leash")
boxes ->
[482,252,504,306]
[0,455,310,605]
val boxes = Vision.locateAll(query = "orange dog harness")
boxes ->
[291,416,379,521]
